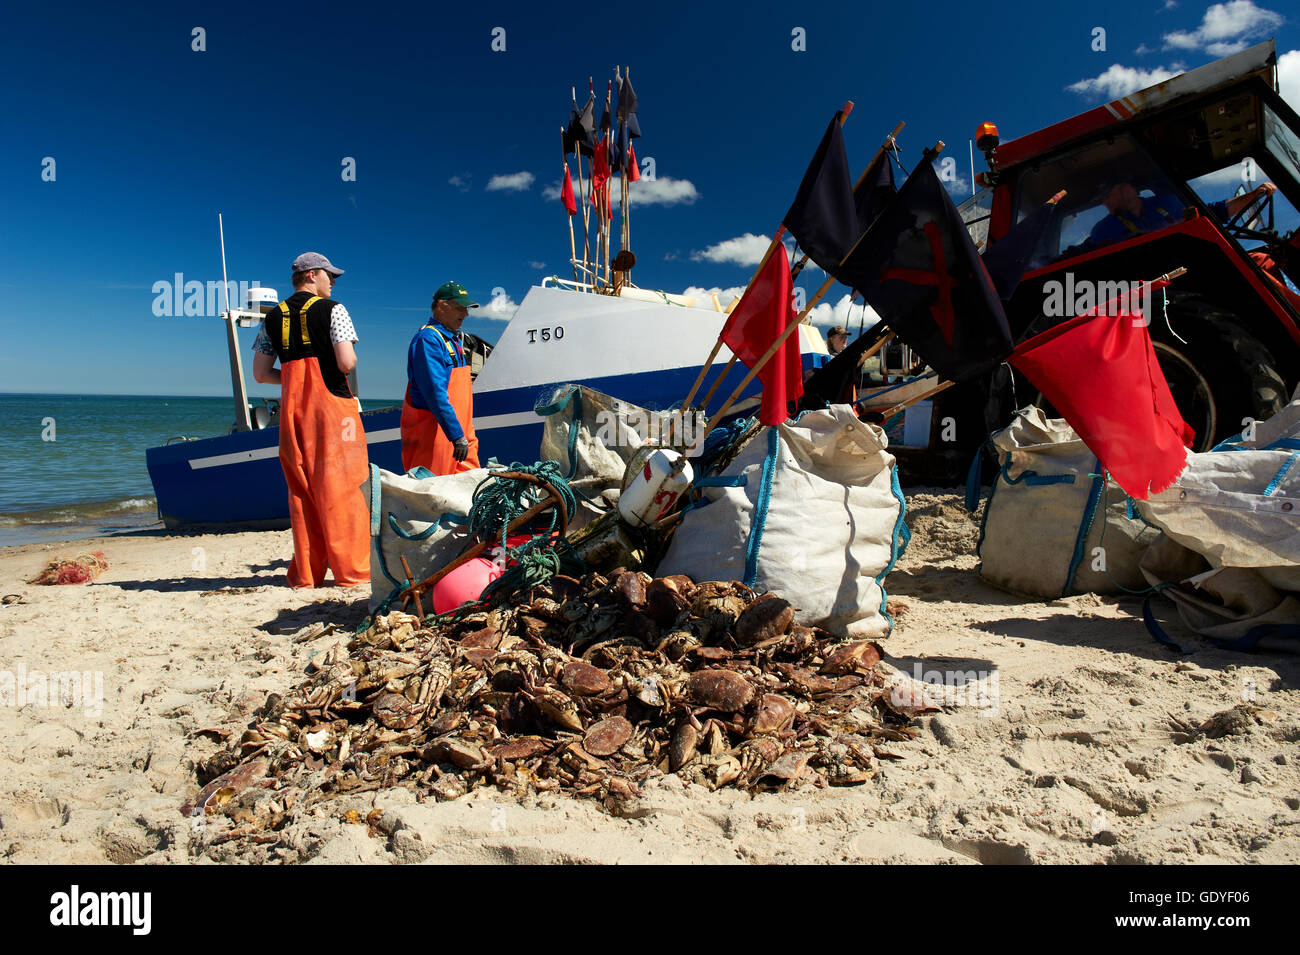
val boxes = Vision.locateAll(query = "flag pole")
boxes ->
[619,66,630,258]
[572,85,593,286]
[603,79,613,290]
[710,142,944,424]
[562,127,578,285]
[681,101,857,411]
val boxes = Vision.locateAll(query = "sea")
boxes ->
[0,393,398,548]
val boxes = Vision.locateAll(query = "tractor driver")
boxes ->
[1088,178,1277,247]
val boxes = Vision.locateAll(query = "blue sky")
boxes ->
[1,0,1297,400]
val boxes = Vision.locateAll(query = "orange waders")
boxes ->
[400,327,480,475]
[276,299,371,588]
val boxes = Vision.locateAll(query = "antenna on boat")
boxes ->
[219,212,231,316]
[218,213,254,432]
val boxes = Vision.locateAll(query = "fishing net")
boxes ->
[31,551,108,585]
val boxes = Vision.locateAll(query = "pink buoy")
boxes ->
[430,534,530,615]
[432,557,503,615]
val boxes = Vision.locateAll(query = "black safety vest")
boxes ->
[264,291,352,399]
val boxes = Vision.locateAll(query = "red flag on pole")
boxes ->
[721,244,804,425]
[591,139,610,196]
[626,143,641,182]
[561,164,577,215]
[1009,279,1193,499]
[591,138,612,221]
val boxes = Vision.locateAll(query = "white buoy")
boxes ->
[618,448,693,528]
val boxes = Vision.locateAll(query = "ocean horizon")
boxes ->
[0,393,400,547]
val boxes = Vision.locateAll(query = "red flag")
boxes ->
[561,164,577,215]
[591,138,612,221]
[1009,279,1193,499]
[721,244,804,425]
[591,139,610,196]
[626,143,641,182]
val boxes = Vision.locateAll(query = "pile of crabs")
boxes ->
[190,571,923,823]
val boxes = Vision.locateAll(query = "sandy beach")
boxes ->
[1,490,1297,865]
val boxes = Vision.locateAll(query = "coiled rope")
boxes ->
[468,462,584,603]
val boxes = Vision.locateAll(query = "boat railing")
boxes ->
[540,275,739,313]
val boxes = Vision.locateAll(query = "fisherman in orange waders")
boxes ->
[401,281,480,474]
[251,253,370,588]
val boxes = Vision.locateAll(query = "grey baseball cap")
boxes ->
[292,251,344,276]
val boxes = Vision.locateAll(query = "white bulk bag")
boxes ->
[977,407,1155,598]
[657,406,908,639]
[1135,391,1300,645]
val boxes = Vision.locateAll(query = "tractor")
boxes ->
[951,39,1300,468]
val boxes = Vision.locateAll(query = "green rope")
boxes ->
[468,462,585,604]
[357,463,585,634]
[469,461,577,545]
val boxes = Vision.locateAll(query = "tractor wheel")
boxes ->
[1028,298,1286,452]
[1156,295,1287,450]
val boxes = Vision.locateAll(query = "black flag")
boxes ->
[616,73,640,138]
[840,163,1012,383]
[783,115,859,275]
[564,94,596,157]
[854,151,896,239]
[616,73,640,173]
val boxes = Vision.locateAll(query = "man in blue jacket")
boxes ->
[1089,179,1276,247]
[400,281,480,474]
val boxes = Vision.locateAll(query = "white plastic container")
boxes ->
[618,448,694,528]
[246,287,279,314]
[902,400,934,447]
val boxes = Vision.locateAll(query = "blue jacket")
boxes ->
[1089,194,1228,245]
[406,321,467,442]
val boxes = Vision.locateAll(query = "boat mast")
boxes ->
[219,213,254,432]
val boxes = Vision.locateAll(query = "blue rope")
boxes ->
[743,427,780,589]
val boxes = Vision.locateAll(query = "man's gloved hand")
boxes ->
[452,436,470,462]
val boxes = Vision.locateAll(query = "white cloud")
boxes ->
[486,171,535,192]
[477,289,519,321]
[1280,48,1300,109]
[1135,43,1155,55]
[804,293,882,330]
[691,233,771,266]
[1066,63,1182,98]
[448,174,471,192]
[542,175,699,207]
[681,285,748,309]
[1164,1,1179,9]
[941,174,971,197]
[622,176,699,207]
[1162,1,1283,52]
[1205,39,1251,55]
[528,261,546,270]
